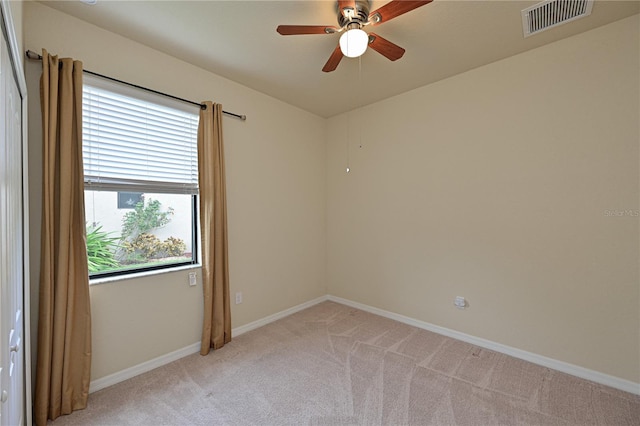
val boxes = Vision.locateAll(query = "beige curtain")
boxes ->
[198,102,232,354]
[34,50,92,426]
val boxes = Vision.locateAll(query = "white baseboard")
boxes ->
[232,295,329,337]
[327,295,640,396]
[90,342,201,393]
[90,294,639,396]
[89,295,329,393]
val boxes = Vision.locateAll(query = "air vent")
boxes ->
[522,0,594,37]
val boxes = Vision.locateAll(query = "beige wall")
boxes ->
[327,14,639,383]
[24,0,639,387]
[25,1,327,380]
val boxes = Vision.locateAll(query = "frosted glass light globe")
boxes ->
[339,29,368,58]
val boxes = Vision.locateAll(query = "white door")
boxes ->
[0,20,25,426]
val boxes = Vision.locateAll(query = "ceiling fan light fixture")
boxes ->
[339,28,368,58]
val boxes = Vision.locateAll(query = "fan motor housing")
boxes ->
[336,0,371,27]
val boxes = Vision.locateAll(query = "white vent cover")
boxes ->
[522,0,594,37]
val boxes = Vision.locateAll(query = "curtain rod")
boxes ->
[25,50,246,121]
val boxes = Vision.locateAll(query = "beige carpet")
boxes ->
[49,301,639,425]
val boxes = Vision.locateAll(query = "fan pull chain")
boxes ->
[358,55,363,151]
[346,110,351,173]
[346,54,364,174]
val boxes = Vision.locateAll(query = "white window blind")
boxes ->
[82,75,199,194]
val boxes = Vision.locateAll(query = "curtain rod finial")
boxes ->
[26,50,42,60]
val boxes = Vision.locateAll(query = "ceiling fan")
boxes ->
[276,0,432,72]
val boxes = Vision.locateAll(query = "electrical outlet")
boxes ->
[188,272,197,286]
[235,292,243,304]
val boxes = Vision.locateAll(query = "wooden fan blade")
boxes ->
[277,25,337,35]
[322,45,344,72]
[368,0,432,26]
[368,33,405,61]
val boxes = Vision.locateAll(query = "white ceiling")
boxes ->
[40,0,639,118]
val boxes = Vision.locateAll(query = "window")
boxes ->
[82,75,199,278]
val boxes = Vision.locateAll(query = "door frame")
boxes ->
[0,2,30,425]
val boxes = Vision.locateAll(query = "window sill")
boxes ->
[89,263,202,286]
